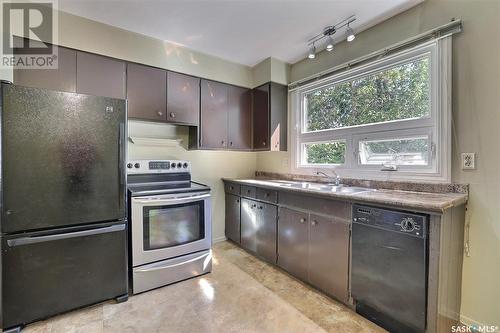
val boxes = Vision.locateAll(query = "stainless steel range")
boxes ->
[127,160,212,294]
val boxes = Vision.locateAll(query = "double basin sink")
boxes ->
[264,180,375,194]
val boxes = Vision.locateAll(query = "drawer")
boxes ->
[132,250,211,294]
[224,182,240,195]
[241,185,256,198]
[256,187,278,203]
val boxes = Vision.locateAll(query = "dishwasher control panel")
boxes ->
[352,204,427,237]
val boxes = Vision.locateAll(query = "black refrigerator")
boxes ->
[0,83,128,331]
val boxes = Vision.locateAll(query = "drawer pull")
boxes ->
[300,218,306,223]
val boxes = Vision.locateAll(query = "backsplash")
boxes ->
[254,171,469,195]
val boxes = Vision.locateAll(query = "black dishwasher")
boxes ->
[351,204,428,333]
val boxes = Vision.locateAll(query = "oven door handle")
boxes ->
[133,193,211,205]
[135,252,211,273]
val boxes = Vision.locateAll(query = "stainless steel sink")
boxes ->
[272,181,374,194]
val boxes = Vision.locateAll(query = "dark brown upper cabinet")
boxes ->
[252,82,288,151]
[126,63,167,122]
[167,72,200,125]
[76,52,126,99]
[200,79,228,149]
[227,85,252,150]
[13,44,77,93]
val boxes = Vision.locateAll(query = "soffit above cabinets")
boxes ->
[58,0,423,67]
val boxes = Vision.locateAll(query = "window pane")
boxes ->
[304,57,430,132]
[359,137,430,166]
[304,141,346,165]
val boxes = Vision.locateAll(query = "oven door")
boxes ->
[131,191,211,267]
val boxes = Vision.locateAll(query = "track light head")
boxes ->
[308,44,316,59]
[326,36,334,52]
[346,25,356,42]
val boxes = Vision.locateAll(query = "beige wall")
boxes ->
[258,0,500,327]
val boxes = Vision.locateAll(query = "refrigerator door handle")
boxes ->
[118,122,125,209]
[7,224,126,247]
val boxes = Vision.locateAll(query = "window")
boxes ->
[291,38,452,182]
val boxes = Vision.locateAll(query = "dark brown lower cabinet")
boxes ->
[241,198,277,264]
[277,207,309,281]
[278,208,350,302]
[225,184,349,304]
[225,194,241,244]
[308,214,349,301]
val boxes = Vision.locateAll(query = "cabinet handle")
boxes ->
[157,111,163,116]
[262,141,266,146]
[236,200,239,203]
[221,140,225,146]
[265,193,269,197]
[247,189,251,194]
[251,204,256,208]
[311,220,318,226]
[300,218,306,223]
[170,112,175,118]
[230,186,234,190]
[259,206,263,209]
[230,141,233,146]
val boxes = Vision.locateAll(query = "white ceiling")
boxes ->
[58,0,422,66]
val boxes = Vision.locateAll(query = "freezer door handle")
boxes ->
[7,224,126,247]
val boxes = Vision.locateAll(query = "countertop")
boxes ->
[223,178,468,213]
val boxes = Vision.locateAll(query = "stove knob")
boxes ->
[183,163,188,168]
[134,163,140,169]
[171,163,176,168]
[400,218,415,232]
[127,163,133,169]
[177,162,182,168]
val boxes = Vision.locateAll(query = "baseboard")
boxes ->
[212,236,227,244]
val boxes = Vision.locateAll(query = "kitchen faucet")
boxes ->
[316,170,341,186]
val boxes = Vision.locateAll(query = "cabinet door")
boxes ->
[240,198,257,252]
[200,80,228,149]
[167,71,200,125]
[14,44,77,93]
[227,85,252,150]
[252,83,270,150]
[270,82,288,151]
[309,214,350,302]
[277,207,309,281]
[225,194,241,244]
[127,63,167,121]
[256,202,277,264]
[76,52,126,99]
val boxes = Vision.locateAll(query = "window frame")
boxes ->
[291,38,452,182]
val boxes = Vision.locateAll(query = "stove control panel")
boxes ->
[127,160,191,174]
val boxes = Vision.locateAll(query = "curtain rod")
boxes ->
[289,19,462,91]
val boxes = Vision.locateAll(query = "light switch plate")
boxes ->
[461,153,476,170]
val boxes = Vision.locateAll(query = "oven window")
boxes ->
[143,201,205,250]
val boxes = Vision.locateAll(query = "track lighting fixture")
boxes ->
[306,15,356,60]
[346,24,356,42]
[308,44,316,59]
[325,36,334,52]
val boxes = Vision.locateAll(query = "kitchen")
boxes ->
[0,0,498,332]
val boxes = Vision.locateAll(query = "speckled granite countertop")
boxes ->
[223,178,468,213]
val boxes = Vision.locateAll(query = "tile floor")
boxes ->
[24,241,385,333]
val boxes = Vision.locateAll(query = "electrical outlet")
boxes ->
[461,153,476,170]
